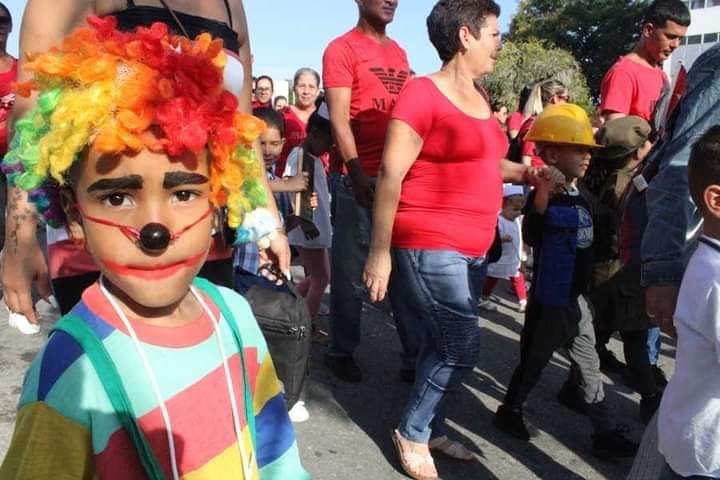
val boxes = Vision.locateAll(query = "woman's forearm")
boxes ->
[369,172,402,254]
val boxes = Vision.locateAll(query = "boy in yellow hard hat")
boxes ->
[493,103,639,459]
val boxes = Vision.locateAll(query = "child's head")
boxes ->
[688,126,720,228]
[502,185,526,220]
[304,103,333,156]
[253,107,286,170]
[2,17,266,309]
[526,103,601,181]
[594,116,653,171]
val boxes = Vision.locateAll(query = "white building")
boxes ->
[665,0,720,78]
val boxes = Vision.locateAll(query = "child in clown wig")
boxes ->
[0,17,308,480]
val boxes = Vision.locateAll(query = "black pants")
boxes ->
[52,258,234,315]
[597,327,658,397]
[504,295,613,433]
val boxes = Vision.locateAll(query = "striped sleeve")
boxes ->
[217,287,310,479]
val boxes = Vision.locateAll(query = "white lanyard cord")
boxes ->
[99,278,252,479]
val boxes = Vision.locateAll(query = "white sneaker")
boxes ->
[478,298,498,312]
[7,310,41,335]
[518,300,527,313]
[288,401,310,423]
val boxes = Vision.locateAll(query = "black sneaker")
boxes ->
[324,354,362,383]
[557,382,588,415]
[493,405,530,441]
[652,365,668,388]
[399,368,415,384]
[639,393,662,425]
[592,428,639,459]
[598,349,627,374]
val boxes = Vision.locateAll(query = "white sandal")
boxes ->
[429,435,474,461]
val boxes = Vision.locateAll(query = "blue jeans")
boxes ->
[648,327,661,365]
[393,248,485,443]
[328,178,421,366]
[234,268,290,295]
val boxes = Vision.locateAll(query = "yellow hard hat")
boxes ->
[525,103,601,148]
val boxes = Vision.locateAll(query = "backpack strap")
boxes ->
[51,315,166,480]
[191,277,258,451]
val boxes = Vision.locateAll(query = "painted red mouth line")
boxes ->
[101,251,206,280]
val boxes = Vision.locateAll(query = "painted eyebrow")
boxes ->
[163,171,209,189]
[87,175,143,193]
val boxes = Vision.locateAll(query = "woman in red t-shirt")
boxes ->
[275,68,320,176]
[0,2,16,157]
[362,2,560,479]
[518,79,569,167]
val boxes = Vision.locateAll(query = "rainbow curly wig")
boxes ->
[2,15,266,238]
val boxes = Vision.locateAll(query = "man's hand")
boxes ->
[258,231,291,279]
[364,248,392,303]
[1,234,51,324]
[285,172,310,192]
[348,162,375,208]
[645,285,680,337]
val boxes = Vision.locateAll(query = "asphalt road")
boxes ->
[0,283,674,479]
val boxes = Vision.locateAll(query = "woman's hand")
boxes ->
[526,166,565,193]
[364,249,392,303]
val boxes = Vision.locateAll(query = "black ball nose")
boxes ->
[139,223,171,251]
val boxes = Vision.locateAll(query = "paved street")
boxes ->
[0,284,674,479]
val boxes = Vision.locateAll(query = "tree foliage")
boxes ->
[506,0,648,99]
[484,39,592,113]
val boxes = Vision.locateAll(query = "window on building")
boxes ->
[691,0,705,8]
[680,36,688,46]
[687,35,702,45]
[705,33,719,44]
[709,0,720,6]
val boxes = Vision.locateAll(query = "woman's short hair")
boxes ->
[427,0,501,63]
[293,68,320,88]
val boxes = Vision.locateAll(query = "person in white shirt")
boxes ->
[479,185,528,312]
[658,125,720,479]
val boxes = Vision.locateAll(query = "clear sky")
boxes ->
[2,0,519,79]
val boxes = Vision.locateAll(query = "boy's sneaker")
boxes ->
[652,365,668,388]
[478,298,498,312]
[493,405,531,441]
[324,354,363,383]
[598,348,626,374]
[639,393,662,425]
[288,401,310,423]
[557,382,588,415]
[592,428,639,459]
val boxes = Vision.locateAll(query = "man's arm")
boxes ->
[325,86,375,208]
[641,47,720,332]
[2,0,95,323]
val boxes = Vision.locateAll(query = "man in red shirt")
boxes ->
[599,0,689,124]
[323,0,412,382]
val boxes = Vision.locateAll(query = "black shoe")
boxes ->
[652,365,668,388]
[639,393,662,425]
[399,368,415,384]
[557,382,589,415]
[599,349,627,374]
[324,354,362,383]
[493,405,530,441]
[592,428,639,459]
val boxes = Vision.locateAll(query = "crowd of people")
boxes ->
[0,0,720,479]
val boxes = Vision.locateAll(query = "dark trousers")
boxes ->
[53,258,234,315]
[504,295,613,433]
[661,463,716,479]
[597,327,658,397]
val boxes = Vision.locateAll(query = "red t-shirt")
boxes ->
[322,28,410,177]
[276,106,307,176]
[507,111,524,132]
[599,56,667,122]
[517,116,545,167]
[251,99,272,110]
[0,58,17,156]
[391,78,508,257]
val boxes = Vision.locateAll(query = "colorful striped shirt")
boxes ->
[0,282,309,479]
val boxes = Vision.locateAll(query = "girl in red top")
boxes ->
[518,79,569,167]
[363,1,562,479]
[0,2,16,156]
[276,68,320,176]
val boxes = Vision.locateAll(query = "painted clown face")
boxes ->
[64,136,215,312]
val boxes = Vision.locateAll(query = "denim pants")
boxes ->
[328,178,420,365]
[393,248,486,443]
[648,327,662,365]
